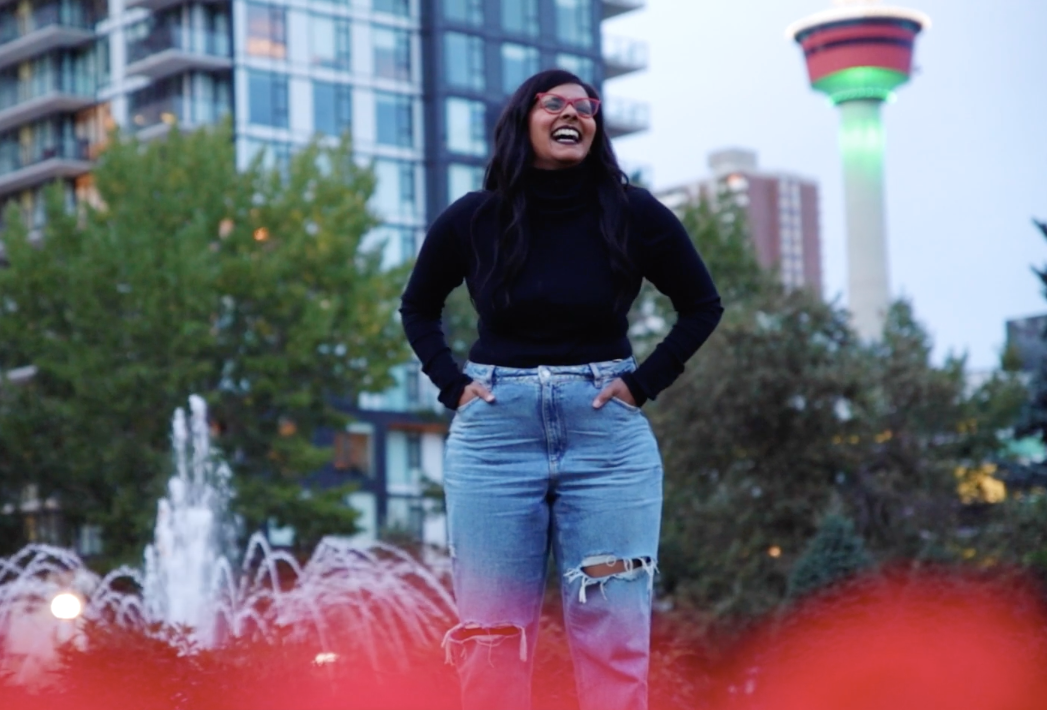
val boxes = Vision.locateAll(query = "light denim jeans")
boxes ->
[441,358,663,710]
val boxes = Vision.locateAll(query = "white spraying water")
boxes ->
[142,394,234,646]
[0,395,455,678]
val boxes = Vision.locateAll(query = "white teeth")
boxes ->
[552,127,581,143]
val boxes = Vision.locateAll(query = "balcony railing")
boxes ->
[602,35,647,79]
[0,1,92,41]
[601,0,645,20]
[0,2,95,69]
[0,70,93,110]
[129,94,229,135]
[126,0,222,14]
[125,26,232,80]
[127,26,230,65]
[603,96,649,139]
[0,71,94,131]
[0,135,90,194]
[0,135,88,174]
[130,94,185,131]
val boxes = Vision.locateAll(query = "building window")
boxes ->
[375,92,413,147]
[248,70,288,128]
[373,26,411,81]
[246,4,286,59]
[555,0,592,48]
[313,81,352,136]
[404,362,420,405]
[334,428,373,476]
[242,137,292,173]
[406,432,422,469]
[385,496,422,536]
[403,230,417,260]
[502,0,538,36]
[501,43,538,95]
[311,14,350,69]
[373,0,409,17]
[448,163,484,203]
[399,228,417,262]
[372,160,416,218]
[77,525,103,557]
[445,97,486,157]
[555,53,594,83]
[443,0,481,25]
[444,32,484,91]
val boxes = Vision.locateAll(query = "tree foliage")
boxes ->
[648,197,1025,620]
[0,123,409,565]
[786,513,871,600]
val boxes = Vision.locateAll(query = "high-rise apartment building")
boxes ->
[0,0,648,548]
[657,148,823,296]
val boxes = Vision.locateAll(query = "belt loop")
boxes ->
[489,366,496,389]
[588,362,601,386]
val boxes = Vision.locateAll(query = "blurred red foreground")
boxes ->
[2,570,1044,710]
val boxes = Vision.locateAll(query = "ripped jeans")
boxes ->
[442,358,662,710]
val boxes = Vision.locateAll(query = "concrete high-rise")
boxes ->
[657,148,823,296]
[787,1,929,339]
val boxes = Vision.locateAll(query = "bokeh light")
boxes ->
[50,592,82,620]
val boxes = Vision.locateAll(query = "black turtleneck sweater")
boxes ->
[400,165,723,410]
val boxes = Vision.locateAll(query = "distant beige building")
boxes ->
[657,148,823,297]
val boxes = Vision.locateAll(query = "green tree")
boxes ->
[786,513,871,600]
[0,123,409,565]
[1015,220,1047,443]
[646,196,1023,620]
[628,193,769,359]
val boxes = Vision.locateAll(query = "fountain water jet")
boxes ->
[0,396,455,679]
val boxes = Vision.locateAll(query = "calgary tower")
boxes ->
[788,1,930,340]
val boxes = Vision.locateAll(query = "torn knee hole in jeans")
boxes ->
[442,622,528,664]
[564,555,657,603]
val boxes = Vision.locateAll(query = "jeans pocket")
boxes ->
[456,394,487,413]
[608,396,641,413]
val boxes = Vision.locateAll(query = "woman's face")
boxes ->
[528,83,597,170]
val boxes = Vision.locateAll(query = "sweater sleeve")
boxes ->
[399,194,479,410]
[620,189,724,406]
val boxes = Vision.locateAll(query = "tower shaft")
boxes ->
[788,4,929,340]
[839,99,889,340]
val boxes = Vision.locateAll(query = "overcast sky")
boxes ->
[605,0,1046,371]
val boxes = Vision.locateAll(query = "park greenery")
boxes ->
[0,122,1040,628]
[0,123,409,565]
[644,195,1031,621]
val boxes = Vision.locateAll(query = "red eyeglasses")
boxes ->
[534,92,601,118]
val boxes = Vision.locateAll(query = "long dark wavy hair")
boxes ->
[473,69,634,306]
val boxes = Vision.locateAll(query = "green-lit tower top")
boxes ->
[787,1,930,340]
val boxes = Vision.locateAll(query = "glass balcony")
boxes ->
[130,93,185,133]
[602,35,647,79]
[601,0,644,21]
[0,135,90,195]
[603,96,649,139]
[0,70,95,132]
[129,93,230,136]
[126,0,222,14]
[0,1,95,70]
[125,26,231,81]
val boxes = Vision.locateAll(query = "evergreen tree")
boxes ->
[0,123,409,565]
[648,196,1022,620]
[1015,219,1047,443]
[786,513,871,600]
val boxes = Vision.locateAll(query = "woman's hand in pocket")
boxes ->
[458,380,495,409]
[592,378,636,409]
